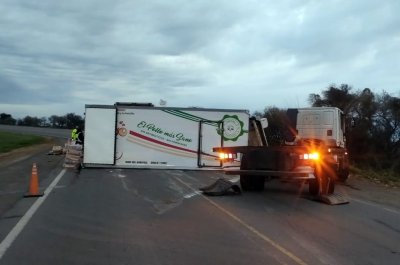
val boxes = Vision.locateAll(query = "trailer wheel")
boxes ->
[240,155,265,191]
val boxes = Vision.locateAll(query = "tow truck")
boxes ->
[213,107,349,202]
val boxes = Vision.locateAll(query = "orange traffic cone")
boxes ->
[24,163,44,197]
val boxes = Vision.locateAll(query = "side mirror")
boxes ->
[260,118,268,129]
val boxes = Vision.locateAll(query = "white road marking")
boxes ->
[183,191,201,199]
[0,169,67,260]
[120,178,130,191]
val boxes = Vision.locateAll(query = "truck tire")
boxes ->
[336,154,350,183]
[239,154,251,191]
[337,159,349,182]
[240,155,265,191]
[240,175,265,191]
[308,179,319,196]
[337,168,349,182]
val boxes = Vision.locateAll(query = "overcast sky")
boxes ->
[1,0,399,118]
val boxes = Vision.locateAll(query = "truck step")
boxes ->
[199,178,241,196]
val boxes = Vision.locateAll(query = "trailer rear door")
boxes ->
[198,120,223,167]
[83,106,116,165]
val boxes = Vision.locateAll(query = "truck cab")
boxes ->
[286,107,349,182]
[287,107,345,148]
[213,107,350,198]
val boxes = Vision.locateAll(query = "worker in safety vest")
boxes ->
[76,127,84,145]
[71,126,79,141]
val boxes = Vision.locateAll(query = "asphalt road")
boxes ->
[0,126,399,264]
[0,167,399,265]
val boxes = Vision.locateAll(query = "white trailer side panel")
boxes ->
[115,108,249,168]
[83,106,116,165]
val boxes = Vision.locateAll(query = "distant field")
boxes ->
[0,131,47,153]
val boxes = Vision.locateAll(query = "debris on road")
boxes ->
[199,178,241,196]
[315,193,350,205]
[47,145,64,155]
[63,144,83,169]
[302,192,350,205]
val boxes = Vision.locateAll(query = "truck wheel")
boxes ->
[308,179,319,196]
[240,174,252,191]
[240,155,265,191]
[252,176,265,191]
[337,168,349,182]
[336,154,349,182]
[240,175,265,191]
[240,155,251,191]
[337,162,349,182]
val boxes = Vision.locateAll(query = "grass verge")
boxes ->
[0,131,48,154]
[350,165,400,187]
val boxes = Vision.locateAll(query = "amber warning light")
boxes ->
[299,152,320,160]
[218,153,237,162]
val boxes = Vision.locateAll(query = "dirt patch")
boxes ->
[0,138,59,168]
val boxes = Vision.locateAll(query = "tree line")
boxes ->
[256,84,399,173]
[0,113,84,129]
[1,85,399,172]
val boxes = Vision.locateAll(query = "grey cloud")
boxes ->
[0,75,30,103]
[0,0,399,117]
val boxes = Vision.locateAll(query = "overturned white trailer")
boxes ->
[83,103,249,169]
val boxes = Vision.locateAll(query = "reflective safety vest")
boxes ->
[71,128,78,140]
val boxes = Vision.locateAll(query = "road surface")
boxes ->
[0,168,399,264]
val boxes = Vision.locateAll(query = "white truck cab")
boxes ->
[288,107,345,148]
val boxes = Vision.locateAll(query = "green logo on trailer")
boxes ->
[219,115,246,141]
